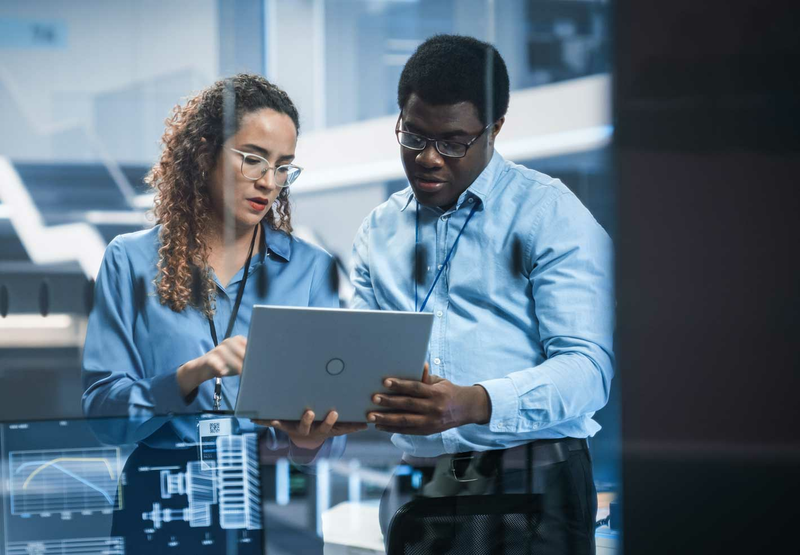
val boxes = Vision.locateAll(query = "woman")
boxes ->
[82,74,363,551]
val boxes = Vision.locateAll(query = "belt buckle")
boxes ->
[450,454,479,483]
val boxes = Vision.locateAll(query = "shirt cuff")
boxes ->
[476,377,520,433]
[288,435,347,468]
[288,442,324,465]
[149,370,194,414]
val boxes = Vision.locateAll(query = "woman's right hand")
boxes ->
[176,336,247,398]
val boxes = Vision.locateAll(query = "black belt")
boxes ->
[403,437,590,483]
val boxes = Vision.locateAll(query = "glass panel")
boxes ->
[1,1,619,553]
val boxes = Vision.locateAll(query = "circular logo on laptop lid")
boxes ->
[326,358,345,376]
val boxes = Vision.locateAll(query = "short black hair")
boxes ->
[398,34,510,125]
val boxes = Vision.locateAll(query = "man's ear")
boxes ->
[489,117,505,147]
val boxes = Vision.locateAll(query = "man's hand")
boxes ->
[366,363,492,435]
[255,410,367,451]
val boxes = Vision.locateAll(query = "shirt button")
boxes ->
[441,215,449,221]
[436,310,443,317]
[437,264,443,270]
[433,357,441,365]
[468,198,475,203]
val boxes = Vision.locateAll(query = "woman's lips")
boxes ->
[247,199,269,211]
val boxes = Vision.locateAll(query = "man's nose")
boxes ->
[415,142,445,169]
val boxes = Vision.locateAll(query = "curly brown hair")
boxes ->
[145,74,300,317]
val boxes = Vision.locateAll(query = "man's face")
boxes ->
[399,93,503,209]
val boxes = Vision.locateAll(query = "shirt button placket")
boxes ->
[431,213,449,376]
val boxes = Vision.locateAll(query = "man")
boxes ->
[350,35,614,553]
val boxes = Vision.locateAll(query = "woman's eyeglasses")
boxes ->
[229,148,303,187]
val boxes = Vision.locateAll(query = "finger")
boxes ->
[252,419,271,427]
[223,337,247,360]
[421,362,431,384]
[383,377,431,397]
[232,334,247,346]
[214,347,243,376]
[370,412,428,429]
[299,410,315,435]
[330,423,368,435]
[316,411,338,435]
[375,425,430,435]
[333,422,368,432]
[206,352,234,379]
[372,393,431,414]
[270,420,287,432]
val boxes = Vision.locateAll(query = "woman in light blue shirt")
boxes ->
[82,74,363,549]
[82,73,362,450]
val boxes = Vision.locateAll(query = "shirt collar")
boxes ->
[399,149,505,212]
[261,221,291,262]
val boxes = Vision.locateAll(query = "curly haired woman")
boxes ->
[81,74,363,549]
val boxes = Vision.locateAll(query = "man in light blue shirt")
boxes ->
[351,35,614,553]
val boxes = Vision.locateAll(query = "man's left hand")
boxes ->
[367,363,491,435]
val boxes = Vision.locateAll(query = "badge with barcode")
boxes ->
[197,417,237,470]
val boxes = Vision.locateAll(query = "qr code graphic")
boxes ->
[209,422,221,434]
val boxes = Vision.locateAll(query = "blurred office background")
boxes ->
[0,1,620,553]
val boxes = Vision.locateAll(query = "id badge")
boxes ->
[197,415,239,470]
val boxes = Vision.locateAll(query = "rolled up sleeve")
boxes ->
[479,191,615,434]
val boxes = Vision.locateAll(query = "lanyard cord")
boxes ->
[208,224,259,410]
[415,200,479,313]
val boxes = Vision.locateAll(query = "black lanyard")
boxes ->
[208,225,258,409]
[414,200,479,312]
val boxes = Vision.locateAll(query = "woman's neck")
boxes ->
[206,220,262,286]
[207,218,260,252]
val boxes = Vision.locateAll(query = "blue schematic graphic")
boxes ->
[141,433,261,532]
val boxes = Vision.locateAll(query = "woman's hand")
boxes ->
[255,410,367,451]
[176,336,247,398]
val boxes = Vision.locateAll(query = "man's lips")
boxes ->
[413,176,447,192]
[247,198,269,211]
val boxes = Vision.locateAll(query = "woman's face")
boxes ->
[207,107,298,232]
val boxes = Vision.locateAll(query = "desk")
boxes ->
[322,501,385,555]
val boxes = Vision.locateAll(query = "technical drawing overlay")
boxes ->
[10,447,122,515]
[5,536,124,555]
[1,420,132,555]
[141,433,263,533]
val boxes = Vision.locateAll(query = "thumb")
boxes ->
[421,362,431,384]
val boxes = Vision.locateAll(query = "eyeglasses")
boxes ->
[229,148,303,187]
[395,114,493,159]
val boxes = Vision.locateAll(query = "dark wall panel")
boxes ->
[615,1,800,553]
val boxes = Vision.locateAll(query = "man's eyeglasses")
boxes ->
[395,114,493,159]
[229,148,303,187]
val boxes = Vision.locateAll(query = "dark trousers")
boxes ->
[379,439,597,555]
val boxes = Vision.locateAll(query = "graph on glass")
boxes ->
[5,537,125,555]
[9,447,122,515]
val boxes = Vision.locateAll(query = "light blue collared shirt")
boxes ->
[350,151,615,457]
[82,221,344,459]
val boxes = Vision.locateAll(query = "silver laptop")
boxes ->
[235,306,434,423]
